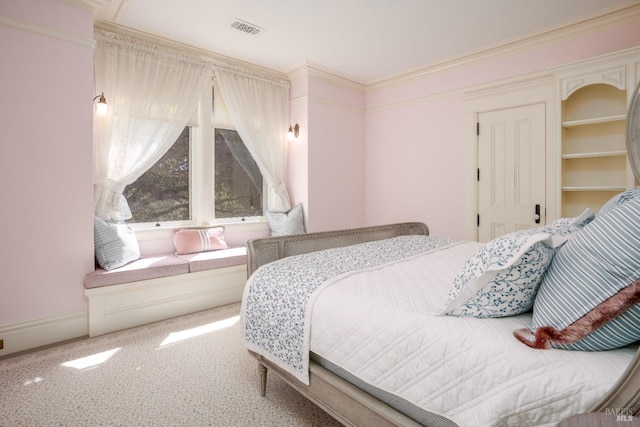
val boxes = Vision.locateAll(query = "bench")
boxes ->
[84,247,248,337]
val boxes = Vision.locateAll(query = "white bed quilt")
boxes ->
[241,235,459,384]
[310,242,637,427]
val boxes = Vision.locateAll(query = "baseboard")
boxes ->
[85,264,247,337]
[0,309,88,358]
[0,265,248,357]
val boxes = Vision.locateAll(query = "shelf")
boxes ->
[562,120,626,155]
[562,155,627,188]
[562,150,627,159]
[561,190,620,218]
[562,186,626,192]
[562,114,626,128]
[556,58,639,217]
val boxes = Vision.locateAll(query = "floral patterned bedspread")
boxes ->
[240,235,459,384]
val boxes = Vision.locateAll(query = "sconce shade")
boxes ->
[94,92,108,116]
[288,123,300,139]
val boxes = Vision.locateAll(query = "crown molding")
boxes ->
[94,22,289,81]
[289,94,308,107]
[287,64,309,84]
[367,69,557,115]
[367,2,640,92]
[0,14,95,48]
[461,70,554,101]
[290,92,365,115]
[288,66,365,114]
[550,44,640,76]
[288,63,366,93]
[59,0,105,15]
[309,95,365,115]
[292,64,366,113]
[366,86,466,115]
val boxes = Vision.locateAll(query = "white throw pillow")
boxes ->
[266,203,306,236]
[94,217,140,270]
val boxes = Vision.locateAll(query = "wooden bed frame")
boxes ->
[245,222,640,426]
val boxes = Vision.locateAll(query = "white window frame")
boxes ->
[130,80,268,240]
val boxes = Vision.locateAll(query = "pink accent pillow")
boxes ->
[171,227,229,255]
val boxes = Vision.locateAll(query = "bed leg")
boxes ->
[258,363,267,396]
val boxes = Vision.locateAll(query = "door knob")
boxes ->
[534,204,541,224]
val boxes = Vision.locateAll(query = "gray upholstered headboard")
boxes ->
[246,222,429,277]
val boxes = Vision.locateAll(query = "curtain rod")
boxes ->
[94,22,290,83]
[213,63,290,87]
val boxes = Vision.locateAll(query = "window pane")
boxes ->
[215,129,263,218]
[124,127,190,223]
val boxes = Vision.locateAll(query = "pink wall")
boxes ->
[0,1,95,325]
[287,72,309,226]
[289,70,366,233]
[2,0,640,341]
[366,96,466,236]
[365,19,640,239]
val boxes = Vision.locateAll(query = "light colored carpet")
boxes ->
[0,303,342,426]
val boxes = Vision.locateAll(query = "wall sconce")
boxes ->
[93,92,108,116]
[288,123,300,140]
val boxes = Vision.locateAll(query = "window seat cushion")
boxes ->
[84,255,189,289]
[84,247,248,289]
[177,246,247,272]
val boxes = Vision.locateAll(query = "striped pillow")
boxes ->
[172,227,228,255]
[516,198,640,351]
[94,217,141,271]
[597,188,640,216]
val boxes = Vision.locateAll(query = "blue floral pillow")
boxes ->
[443,229,556,318]
[542,208,594,243]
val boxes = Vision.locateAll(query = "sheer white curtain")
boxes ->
[213,65,291,212]
[94,32,212,221]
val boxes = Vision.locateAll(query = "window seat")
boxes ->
[84,247,247,337]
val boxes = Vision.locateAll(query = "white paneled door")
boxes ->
[477,104,546,242]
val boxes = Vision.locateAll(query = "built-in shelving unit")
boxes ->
[554,49,640,217]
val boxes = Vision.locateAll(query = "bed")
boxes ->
[240,221,640,426]
[240,82,640,426]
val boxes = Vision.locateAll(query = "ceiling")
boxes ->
[96,0,637,84]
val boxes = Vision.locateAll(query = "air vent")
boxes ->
[229,19,264,36]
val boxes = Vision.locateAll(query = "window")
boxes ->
[124,127,191,223]
[214,129,263,218]
[123,84,264,226]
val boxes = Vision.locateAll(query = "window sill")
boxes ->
[133,218,270,242]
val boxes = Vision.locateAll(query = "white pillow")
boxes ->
[94,217,140,270]
[266,203,306,236]
[443,229,556,318]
